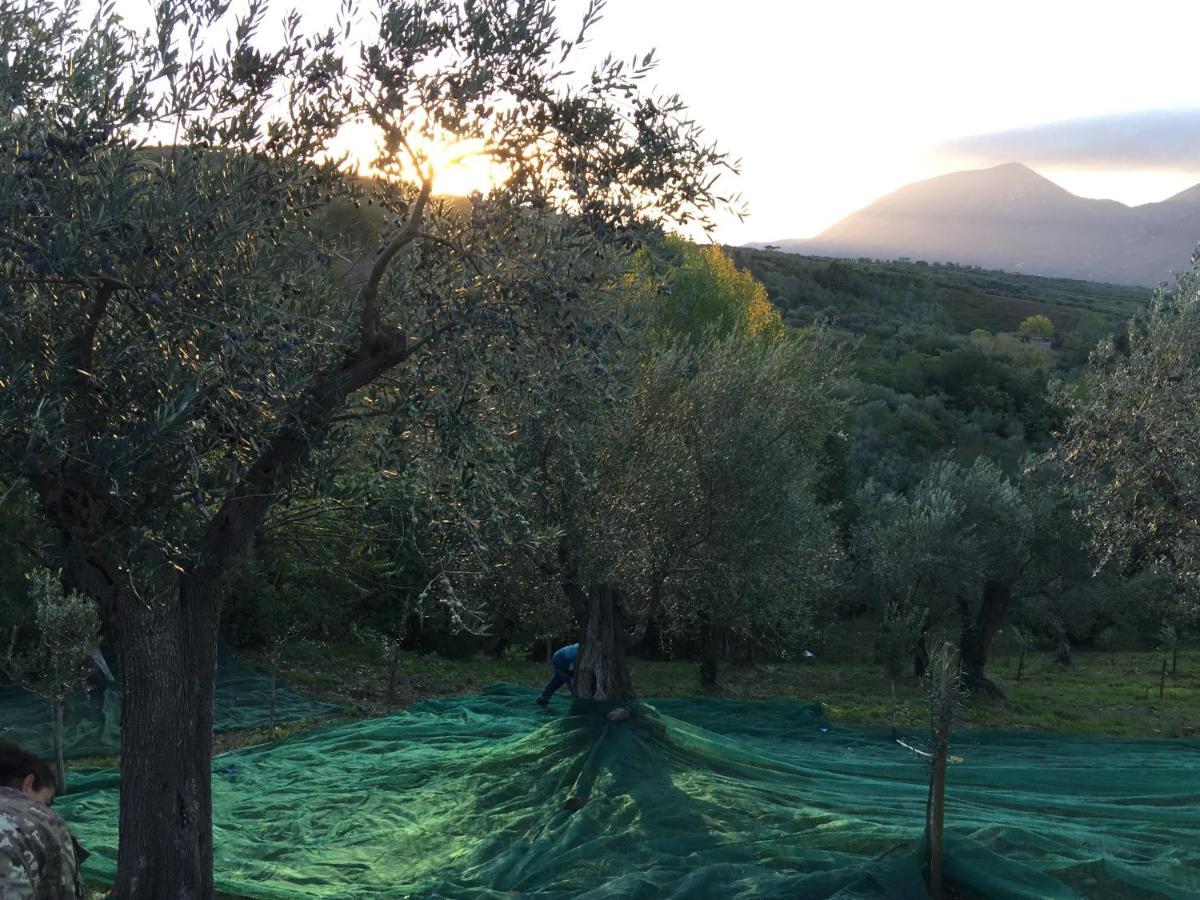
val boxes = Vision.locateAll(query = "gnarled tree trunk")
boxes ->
[573,585,635,701]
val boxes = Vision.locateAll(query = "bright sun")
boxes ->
[330,124,503,196]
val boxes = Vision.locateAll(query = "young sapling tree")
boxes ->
[1,568,101,795]
[925,640,963,900]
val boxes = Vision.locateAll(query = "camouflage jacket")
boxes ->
[0,786,86,899]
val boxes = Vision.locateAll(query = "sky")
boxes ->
[581,0,1200,242]
[106,0,1200,244]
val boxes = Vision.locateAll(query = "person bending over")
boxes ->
[537,643,579,706]
[0,741,87,899]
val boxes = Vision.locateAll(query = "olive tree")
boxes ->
[1056,251,1200,604]
[0,1,731,893]
[603,329,845,689]
[853,457,1032,693]
[474,243,846,698]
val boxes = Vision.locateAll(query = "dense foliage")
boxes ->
[0,0,737,892]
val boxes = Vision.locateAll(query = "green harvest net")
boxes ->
[55,684,1200,899]
[0,644,342,760]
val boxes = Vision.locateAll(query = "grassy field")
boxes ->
[245,633,1200,741]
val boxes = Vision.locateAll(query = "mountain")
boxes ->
[764,163,1200,286]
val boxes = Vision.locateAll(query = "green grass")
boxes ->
[245,636,1200,742]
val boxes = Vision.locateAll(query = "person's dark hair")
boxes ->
[0,742,54,792]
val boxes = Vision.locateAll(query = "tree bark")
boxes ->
[114,571,221,899]
[958,581,1010,697]
[573,585,635,701]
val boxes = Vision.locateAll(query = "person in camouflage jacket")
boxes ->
[0,741,86,899]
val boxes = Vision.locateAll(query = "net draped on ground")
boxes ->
[0,643,342,759]
[54,684,1200,899]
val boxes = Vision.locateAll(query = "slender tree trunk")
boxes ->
[913,631,930,679]
[699,612,719,688]
[1159,656,1168,700]
[958,581,1010,697]
[925,644,958,900]
[928,743,948,899]
[1015,642,1026,681]
[889,679,897,741]
[114,572,220,900]
[1054,631,1072,667]
[1172,647,1179,675]
[1049,618,1072,667]
[385,640,401,712]
[52,700,66,796]
[573,585,634,701]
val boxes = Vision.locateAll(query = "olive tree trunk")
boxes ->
[958,580,1010,697]
[573,585,635,701]
[111,570,222,898]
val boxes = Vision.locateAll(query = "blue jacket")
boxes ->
[552,643,579,672]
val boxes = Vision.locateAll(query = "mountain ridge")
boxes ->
[760,163,1200,286]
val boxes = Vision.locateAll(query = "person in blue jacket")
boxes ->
[537,643,579,705]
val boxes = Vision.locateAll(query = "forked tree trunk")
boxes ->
[114,572,221,899]
[573,585,635,701]
[29,272,418,897]
[958,581,1010,697]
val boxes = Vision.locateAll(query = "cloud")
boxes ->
[937,108,1200,170]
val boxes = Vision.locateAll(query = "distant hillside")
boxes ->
[762,163,1200,286]
[726,248,1150,365]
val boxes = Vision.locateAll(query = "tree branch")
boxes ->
[198,324,413,582]
[359,178,433,341]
